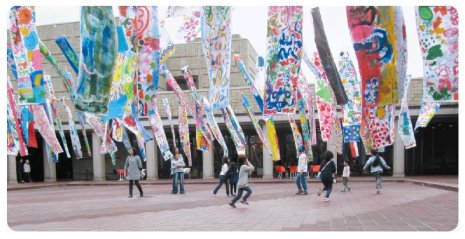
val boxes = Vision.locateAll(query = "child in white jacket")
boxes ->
[341,160,351,192]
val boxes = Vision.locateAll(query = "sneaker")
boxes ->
[317,188,322,197]
[302,191,308,195]
[295,190,303,195]
[212,191,216,195]
[324,197,330,202]
[229,202,236,208]
[240,200,249,205]
[140,192,144,197]
[172,192,177,194]
[128,194,133,198]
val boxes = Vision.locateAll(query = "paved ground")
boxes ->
[7,179,458,231]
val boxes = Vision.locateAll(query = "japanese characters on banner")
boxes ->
[75,7,116,114]
[31,105,64,154]
[338,51,362,143]
[264,6,303,115]
[346,6,400,108]
[398,76,416,149]
[241,94,271,155]
[312,7,348,105]
[201,6,232,110]
[163,98,176,147]
[221,106,247,156]
[135,6,161,116]
[61,98,83,159]
[234,54,264,113]
[165,6,201,43]
[416,6,459,102]
[178,103,192,166]
[149,109,174,161]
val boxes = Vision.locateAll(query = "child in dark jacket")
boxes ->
[226,162,239,196]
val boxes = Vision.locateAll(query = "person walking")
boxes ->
[17,159,25,183]
[171,148,186,194]
[341,160,351,192]
[124,148,143,198]
[363,149,391,194]
[226,161,239,196]
[213,157,230,196]
[23,160,31,183]
[229,157,254,208]
[295,147,308,195]
[317,151,336,202]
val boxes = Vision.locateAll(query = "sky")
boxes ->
[34,6,423,90]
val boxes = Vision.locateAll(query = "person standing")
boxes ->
[213,157,230,196]
[295,147,308,195]
[17,159,25,183]
[317,151,336,202]
[23,160,31,183]
[341,160,351,192]
[229,157,254,208]
[171,148,186,194]
[124,148,143,198]
[226,161,239,196]
[363,149,391,194]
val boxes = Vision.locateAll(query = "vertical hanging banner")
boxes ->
[31,105,63,154]
[162,98,176,147]
[7,99,20,156]
[298,73,317,145]
[416,6,459,102]
[27,118,38,148]
[135,6,160,116]
[43,99,57,162]
[297,90,313,161]
[201,6,233,110]
[118,6,138,103]
[178,103,192,166]
[333,117,343,155]
[256,56,266,99]
[7,46,18,80]
[7,78,28,156]
[360,113,373,155]
[288,115,304,153]
[161,64,194,115]
[367,105,396,149]
[311,7,348,105]
[85,112,118,163]
[76,110,92,156]
[313,52,336,142]
[398,76,416,149]
[338,51,362,142]
[55,36,79,75]
[394,7,408,100]
[61,98,83,159]
[149,108,174,162]
[221,106,247,156]
[202,97,229,156]
[111,119,123,142]
[264,6,303,115]
[265,117,281,161]
[414,101,441,130]
[44,75,71,158]
[346,6,400,108]
[233,54,264,113]
[164,6,202,43]
[75,7,117,114]
[241,94,272,154]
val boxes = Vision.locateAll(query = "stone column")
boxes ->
[7,155,17,183]
[43,141,57,182]
[202,144,214,179]
[262,124,274,179]
[145,130,158,179]
[92,132,105,181]
[393,118,405,177]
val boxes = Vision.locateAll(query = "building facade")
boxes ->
[7,21,458,183]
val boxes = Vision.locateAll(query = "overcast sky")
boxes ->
[34,6,423,88]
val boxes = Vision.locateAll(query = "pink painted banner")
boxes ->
[333,117,343,155]
[367,105,396,149]
[7,98,20,155]
[31,105,63,154]
[7,78,28,156]
[161,64,194,116]
[178,103,192,166]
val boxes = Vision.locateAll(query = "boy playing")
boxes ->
[341,160,351,192]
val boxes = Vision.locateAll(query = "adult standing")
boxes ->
[363,149,391,194]
[171,148,186,194]
[317,151,336,202]
[23,160,31,183]
[124,148,143,198]
[229,157,254,208]
[213,157,230,196]
[295,147,308,195]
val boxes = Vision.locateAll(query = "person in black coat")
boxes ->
[317,151,336,202]
[226,162,239,196]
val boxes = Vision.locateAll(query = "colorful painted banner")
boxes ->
[297,91,313,161]
[265,117,281,161]
[164,6,201,43]
[256,56,266,98]
[75,7,117,114]
[61,98,83,159]
[313,52,336,142]
[333,117,343,155]
[7,100,20,155]
[264,6,303,115]
[162,98,176,147]
[179,103,192,166]
[234,54,264,113]
[20,107,30,145]
[55,36,79,75]
[394,7,408,102]
[347,6,400,107]
[7,45,18,80]
[159,24,176,63]
[43,99,58,162]
[288,115,304,154]
[76,110,92,156]
[398,76,416,149]
[84,112,118,155]
[27,119,38,148]
[44,75,71,158]
[149,108,174,161]
[161,64,193,116]
[298,74,317,146]
[349,141,359,158]
[414,101,441,130]
[367,105,396,149]
[121,126,133,151]
[416,6,459,102]
[201,6,232,110]
[360,114,373,155]
[111,119,123,142]
[221,106,246,156]
[338,51,362,143]
[312,7,348,105]
[135,6,161,116]
[241,94,271,154]
[31,105,63,154]
[7,78,28,156]
[202,97,229,156]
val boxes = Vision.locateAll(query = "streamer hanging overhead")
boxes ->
[202,97,229,156]
[241,94,271,155]
[221,105,247,156]
[7,98,20,156]
[149,108,174,162]
[414,101,440,130]
[31,105,64,154]
[55,36,79,75]
[297,90,313,161]
[162,98,176,147]
[7,78,28,156]
[61,98,83,159]
[367,105,396,149]
[179,103,192,166]
[265,117,281,161]
[264,6,303,115]
[398,76,416,149]
[76,110,92,156]
[234,54,264,113]
[164,6,201,43]
[415,6,459,102]
[201,6,232,110]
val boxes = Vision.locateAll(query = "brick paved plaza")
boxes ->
[7,180,458,231]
